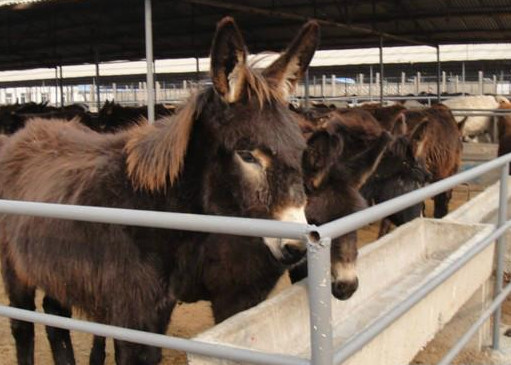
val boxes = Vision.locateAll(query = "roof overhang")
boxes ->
[1,0,511,72]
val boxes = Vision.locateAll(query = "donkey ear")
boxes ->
[304,130,343,173]
[263,21,319,99]
[410,119,429,158]
[410,119,429,142]
[210,17,248,103]
[391,115,407,136]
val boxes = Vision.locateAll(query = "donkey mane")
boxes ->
[124,96,198,192]
[125,65,289,192]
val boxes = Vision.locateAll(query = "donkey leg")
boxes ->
[42,295,76,365]
[113,339,162,365]
[112,301,175,365]
[2,261,36,365]
[89,336,106,365]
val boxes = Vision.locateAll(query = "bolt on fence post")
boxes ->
[493,163,509,350]
[307,235,333,365]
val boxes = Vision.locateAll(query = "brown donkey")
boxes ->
[0,18,319,365]
[291,112,391,299]
[497,99,511,173]
[404,104,463,218]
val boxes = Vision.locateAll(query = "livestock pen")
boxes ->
[0,144,508,364]
[2,1,511,364]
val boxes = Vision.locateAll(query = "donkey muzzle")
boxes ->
[332,261,359,300]
[264,237,306,265]
[332,277,359,300]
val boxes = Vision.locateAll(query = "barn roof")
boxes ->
[1,0,511,72]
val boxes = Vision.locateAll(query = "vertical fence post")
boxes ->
[417,71,421,95]
[493,164,509,350]
[307,235,333,365]
[304,69,310,110]
[369,65,373,101]
[462,62,466,95]
[400,72,405,96]
[58,66,64,107]
[321,75,326,99]
[478,71,484,95]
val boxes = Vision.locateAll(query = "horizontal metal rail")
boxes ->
[0,305,308,365]
[317,153,511,240]
[0,199,314,240]
[450,108,511,113]
[334,219,511,364]
[437,276,511,365]
[452,112,506,117]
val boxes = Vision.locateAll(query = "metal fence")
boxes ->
[1,72,510,111]
[0,146,509,364]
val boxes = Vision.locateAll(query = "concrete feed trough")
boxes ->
[188,219,494,365]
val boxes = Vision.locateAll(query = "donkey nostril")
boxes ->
[284,243,305,257]
[282,243,306,263]
[332,278,359,300]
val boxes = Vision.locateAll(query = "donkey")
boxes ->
[0,17,319,365]
[497,99,511,173]
[361,118,432,237]
[97,101,174,132]
[404,104,464,218]
[289,112,391,299]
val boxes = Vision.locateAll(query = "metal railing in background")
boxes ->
[0,146,509,364]
[1,75,510,110]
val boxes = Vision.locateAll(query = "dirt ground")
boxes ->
[0,184,500,364]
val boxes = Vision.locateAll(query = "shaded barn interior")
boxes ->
[1,0,511,72]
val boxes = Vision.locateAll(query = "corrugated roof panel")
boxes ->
[1,0,511,71]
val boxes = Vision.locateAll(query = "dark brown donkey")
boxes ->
[0,17,319,365]
[290,111,391,299]
[361,118,432,237]
[497,99,511,173]
[404,104,464,218]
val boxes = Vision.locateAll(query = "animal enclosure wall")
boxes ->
[187,219,494,365]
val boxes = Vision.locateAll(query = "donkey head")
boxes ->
[302,116,391,300]
[197,18,320,264]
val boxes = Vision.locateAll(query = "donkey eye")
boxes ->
[237,150,258,164]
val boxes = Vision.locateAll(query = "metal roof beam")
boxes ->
[184,0,436,47]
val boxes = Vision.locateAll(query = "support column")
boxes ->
[144,0,155,124]
[95,50,101,111]
[379,36,384,104]
[436,45,441,103]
